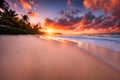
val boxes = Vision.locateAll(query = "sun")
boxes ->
[45,28,55,34]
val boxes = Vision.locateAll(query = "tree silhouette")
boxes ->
[2,9,18,18]
[0,0,42,34]
[0,0,9,11]
[22,15,29,22]
[0,9,18,26]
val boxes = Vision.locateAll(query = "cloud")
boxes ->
[79,12,95,26]
[27,11,37,18]
[44,10,120,33]
[83,0,120,17]
[44,18,75,30]
[45,0,82,30]
[67,0,72,8]
[44,6,82,30]
[76,14,120,33]
[78,0,120,32]
[20,0,32,12]
[44,10,82,30]
[112,8,120,18]
[71,9,81,15]
[59,10,70,17]
[43,0,120,33]
[29,0,34,5]
[13,2,18,8]
[67,0,80,10]
[61,0,120,33]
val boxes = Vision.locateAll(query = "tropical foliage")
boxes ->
[0,0,9,11]
[0,0,42,34]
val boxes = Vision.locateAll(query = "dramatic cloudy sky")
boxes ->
[7,0,120,33]
[7,0,85,22]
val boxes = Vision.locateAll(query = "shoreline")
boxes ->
[0,35,120,80]
[40,35,120,71]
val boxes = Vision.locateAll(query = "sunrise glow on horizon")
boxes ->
[44,28,55,34]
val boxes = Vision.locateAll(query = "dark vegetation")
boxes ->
[0,0,43,34]
[0,26,33,34]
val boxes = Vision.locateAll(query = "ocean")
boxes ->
[55,33,120,52]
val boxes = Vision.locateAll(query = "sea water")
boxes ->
[55,33,120,52]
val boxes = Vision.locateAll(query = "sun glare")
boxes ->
[45,28,55,34]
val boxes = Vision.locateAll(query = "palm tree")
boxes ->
[33,24,42,33]
[4,9,18,18]
[0,9,18,26]
[22,15,29,22]
[0,0,9,11]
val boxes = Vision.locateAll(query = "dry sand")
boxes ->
[0,35,120,80]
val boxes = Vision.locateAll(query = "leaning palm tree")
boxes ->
[0,0,9,11]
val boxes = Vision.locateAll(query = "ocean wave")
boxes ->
[55,34,120,52]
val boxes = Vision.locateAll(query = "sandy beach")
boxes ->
[0,35,120,80]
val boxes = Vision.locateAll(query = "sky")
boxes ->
[6,0,120,33]
[7,0,85,23]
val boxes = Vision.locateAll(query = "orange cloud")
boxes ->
[20,0,32,12]
[28,11,37,18]
[81,0,120,33]
[83,0,120,14]
[44,10,120,33]
[44,17,78,30]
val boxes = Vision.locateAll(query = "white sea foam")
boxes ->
[55,34,120,52]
